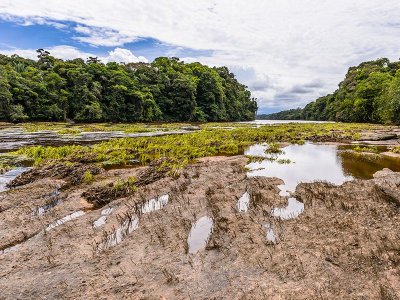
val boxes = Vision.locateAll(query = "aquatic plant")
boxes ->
[353,146,379,153]
[57,128,81,135]
[391,147,400,154]
[8,123,378,173]
[265,143,284,155]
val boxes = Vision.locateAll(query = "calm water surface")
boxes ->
[246,143,400,195]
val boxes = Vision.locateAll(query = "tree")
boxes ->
[0,53,257,122]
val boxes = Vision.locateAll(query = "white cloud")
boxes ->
[1,0,400,112]
[0,45,148,64]
[74,25,138,47]
[105,47,148,63]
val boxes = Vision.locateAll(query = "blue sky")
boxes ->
[0,19,210,63]
[1,0,400,114]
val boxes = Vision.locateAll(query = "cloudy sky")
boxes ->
[1,0,400,113]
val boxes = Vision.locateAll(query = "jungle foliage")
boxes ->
[0,50,257,122]
[259,58,400,124]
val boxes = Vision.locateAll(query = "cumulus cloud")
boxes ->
[104,47,148,63]
[1,0,400,112]
[0,45,148,64]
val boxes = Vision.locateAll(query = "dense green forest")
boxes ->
[0,50,257,122]
[257,108,303,120]
[259,58,400,124]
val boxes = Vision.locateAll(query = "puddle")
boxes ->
[93,207,114,228]
[271,198,304,220]
[244,142,400,239]
[0,244,20,255]
[264,223,277,243]
[32,190,62,216]
[0,167,30,192]
[245,143,400,196]
[140,194,169,214]
[46,211,86,231]
[104,216,140,248]
[237,192,250,212]
[246,143,354,196]
[99,194,169,249]
[187,216,214,254]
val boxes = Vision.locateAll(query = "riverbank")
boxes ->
[0,154,399,299]
[0,122,399,299]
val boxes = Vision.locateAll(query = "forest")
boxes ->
[259,58,400,124]
[0,50,257,122]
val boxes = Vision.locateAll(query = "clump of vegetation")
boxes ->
[57,128,81,135]
[113,176,137,193]
[246,155,266,163]
[353,145,379,153]
[82,170,94,183]
[265,143,284,155]
[277,159,291,164]
[391,147,400,154]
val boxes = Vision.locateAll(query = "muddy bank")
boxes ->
[0,156,399,299]
[8,163,104,189]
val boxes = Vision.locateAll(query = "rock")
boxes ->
[359,133,398,141]
[373,168,394,178]
[180,126,200,131]
[373,168,400,207]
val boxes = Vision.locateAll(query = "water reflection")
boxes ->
[46,211,86,231]
[264,223,277,243]
[246,143,354,195]
[237,192,250,213]
[0,167,30,192]
[187,216,214,254]
[271,198,304,220]
[93,207,114,228]
[99,194,169,249]
[338,146,400,178]
[245,143,400,195]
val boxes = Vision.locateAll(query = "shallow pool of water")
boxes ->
[46,211,86,231]
[264,223,277,243]
[0,167,30,192]
[187,216,214,254]
[100,194,169,249]
[271,198,304,220]
[246,143,400,196]
[93,207,114,228]
[237,192,250,213]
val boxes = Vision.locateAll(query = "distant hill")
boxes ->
[260,58,400,124]
[257,108,303,120]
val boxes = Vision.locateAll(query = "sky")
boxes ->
[0,1,400,114]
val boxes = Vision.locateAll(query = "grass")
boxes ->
[16,122,191,134]
[8,123,378,173]
[392,147,400,154]
[82,171,94,183]
[353,146,379,153]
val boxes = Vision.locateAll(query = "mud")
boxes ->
[8,162,104,189]
[82,159,172,208]
[0,156,399,299]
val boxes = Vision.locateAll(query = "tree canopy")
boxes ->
[259,58,400,124]
[0,51,257,122]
